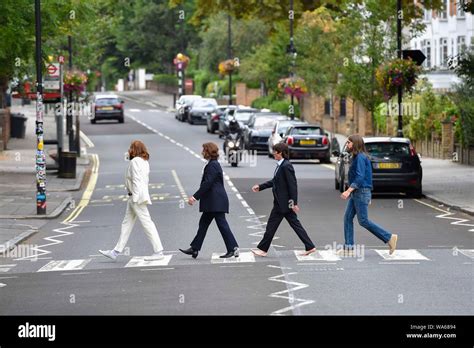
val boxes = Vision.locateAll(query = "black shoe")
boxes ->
[219,247,239,258]
[179,247,198,259]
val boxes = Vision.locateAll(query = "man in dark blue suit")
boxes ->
[180,142,239,259]
[251,143,316,257]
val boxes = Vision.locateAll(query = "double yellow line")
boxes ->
[63,153,100,223]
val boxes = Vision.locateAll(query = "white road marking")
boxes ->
[0,276,18,279]
[140,268,175,271]
[374,249,430,261]
[210,252,255,264]
[241,201,250,208]
[414,199,474,232]
[0,264,16,267]
[129,109,141,112]
[37,259,92,272]
[0,283,6,288]
[171,170,188,200]
[458,249,474,259]
[379,262,421,265]
[80,131,95,148]
[247,208,255,215]
[294,250,341,262]
[268,272,315,315]
[125,255,173,268]
[321,164,335,171]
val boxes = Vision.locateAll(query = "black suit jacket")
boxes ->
[259,159,298,213]
[193,159,229,213]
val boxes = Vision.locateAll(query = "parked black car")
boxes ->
[90,94,124,124]
[243,113,289,151]
[281,125,331,163]
[207,105,229,133]
[188,98,218,125]
[175,95,202,122]
[333,137,423,197]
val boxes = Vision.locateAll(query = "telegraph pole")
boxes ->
[288,0,296,120]
[227,14,232,105]
[35,0,46,214]
[67,35,75,150]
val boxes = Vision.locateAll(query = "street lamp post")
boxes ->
[35,0,46,215]
[396,0,403,137]
[288,0,296,120]
[227,14,232,105]
[67,35,75,150]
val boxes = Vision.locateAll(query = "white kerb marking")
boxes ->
[294,250,341,262]
[211,252,255,264]
[374,249,430,261]
[37,259,92,272]
[125,255,172,268]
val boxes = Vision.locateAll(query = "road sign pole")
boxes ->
[35,0,46,215]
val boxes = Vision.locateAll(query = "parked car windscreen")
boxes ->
[254,117,276,128]
[290,127,323,135]
[193,99,217,108]
[234,112,254,122]
[365,142,410,158]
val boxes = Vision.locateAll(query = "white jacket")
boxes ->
[125,157,152,205]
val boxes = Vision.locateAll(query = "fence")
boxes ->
[412,139,443,159]
[454,144,474,165]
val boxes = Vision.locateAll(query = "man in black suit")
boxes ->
[180,142,239,259]
[251,143,316,257]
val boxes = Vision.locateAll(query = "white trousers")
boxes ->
[114,200,163,254]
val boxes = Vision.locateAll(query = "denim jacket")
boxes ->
[348,153,373,190]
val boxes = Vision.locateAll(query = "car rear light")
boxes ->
[409,179,417,184]
[322,136,329,145]
[409,144,417,157]
[287,136,294,145]
[211,113,219,121]
[115,104,123,109]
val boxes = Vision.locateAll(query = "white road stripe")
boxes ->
[125,255,173,268]
[374,249,429,261]
[294,250,341,262]
[37,259,92,272]
[0,283,6,288]
[211,252,255,264]
[129,109,141,112]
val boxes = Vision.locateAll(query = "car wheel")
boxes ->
[321,155,331,164]
[335,177,340,190]
[91,119,96,124]
[206,125,210,133]
[118,117,124,124]
[339,174,345,193]
[408,183,422,198]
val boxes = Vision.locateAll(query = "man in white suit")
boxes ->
[100,140,165,261]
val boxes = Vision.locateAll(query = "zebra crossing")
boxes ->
[1,248,469,274]
[129,108,161,113]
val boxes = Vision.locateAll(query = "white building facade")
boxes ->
[410,0,473,91]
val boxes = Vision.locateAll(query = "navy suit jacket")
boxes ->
[259,159,298,213]
[193,159,229,213]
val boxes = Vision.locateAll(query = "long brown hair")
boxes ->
[202,142,219,160]
[128,140,150,160]
[348,134,368,156]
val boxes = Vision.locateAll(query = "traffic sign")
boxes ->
[46,64,59,77]
[402,50,426,66]
[58,55,65,64]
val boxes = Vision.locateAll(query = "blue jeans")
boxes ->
[343,188,392,249]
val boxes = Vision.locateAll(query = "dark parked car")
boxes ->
[188,98,218,125]
[243,113,289,151]
[267,119,308,157]
[207,105,230,133]
[282,125,331,163]
[90,94,124,124]
[175,95,202,122]
[333,137,423,197]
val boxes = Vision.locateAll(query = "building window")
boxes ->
[456,0,465,18]
[324,99,331,115]
[423,8,432,22]
[440,38,448,68]
[438,0,448,20]
[340,97,346,117]
[421,40,431,68]
[457,36,466,54]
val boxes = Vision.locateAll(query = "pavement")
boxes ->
[0,99,91,252]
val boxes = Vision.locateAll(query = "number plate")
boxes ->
[300,139,316,145]
[100,106,113,111]
[375,162,401,169]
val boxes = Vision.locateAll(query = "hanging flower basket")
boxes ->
[63,70,88,97]
[278,77,308,99]
[218,59,236,75]
[376,58,421,101]
[173,53,190,70]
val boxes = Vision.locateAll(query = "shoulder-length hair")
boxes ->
[128,140,150,161]
[202,142,219,160]
[348,134,368,156]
